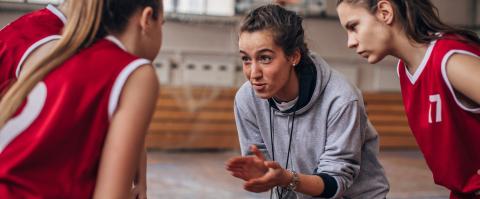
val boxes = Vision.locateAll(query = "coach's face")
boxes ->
[239,30,299,101]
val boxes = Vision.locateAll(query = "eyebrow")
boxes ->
[257,48,274,54]
[239,48,275,55]
[239,50,248,55]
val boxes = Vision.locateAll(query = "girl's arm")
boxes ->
[93,65,158,199]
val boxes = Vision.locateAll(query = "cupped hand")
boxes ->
[226,145,269,181]
[243,161,290,193]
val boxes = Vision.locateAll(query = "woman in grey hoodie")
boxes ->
[226,4,389,199]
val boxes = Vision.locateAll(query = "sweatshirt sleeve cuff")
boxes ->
[314,173,338,198]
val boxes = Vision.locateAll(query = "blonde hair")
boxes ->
[0,0,104,127]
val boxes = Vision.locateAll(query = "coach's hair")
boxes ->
[240,4,310,69]
[336,0,480,45]
[0,0,162,127]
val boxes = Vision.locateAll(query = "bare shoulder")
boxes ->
[445,53,480,105]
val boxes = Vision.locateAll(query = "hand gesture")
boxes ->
[226,145,269,181]
[243,161,290,193]
[226,145,291,193]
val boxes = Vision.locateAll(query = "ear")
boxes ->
[375,0,395,25]
[139,7,154,33]
[288,49,302,67]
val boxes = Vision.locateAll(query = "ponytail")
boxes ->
[337,0,480,45]
[0,0,104,127]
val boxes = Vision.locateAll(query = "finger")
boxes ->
[229,170,247,176]
[226,163,245,169]
[245,175,271,186]
[130,190,139,199]
[226,156,248,165]
[226,166,246,172]
[250,145,266,161]
[225,166,248,171]
[226,156,254,167]
[244,181,275,193]
[245,185,270,193]
[232,172,249,181]
[264,161,281,169]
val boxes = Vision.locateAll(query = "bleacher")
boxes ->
[146,87,417,150]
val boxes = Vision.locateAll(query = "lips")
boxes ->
[357,51,368,58]
[252,83,266,90]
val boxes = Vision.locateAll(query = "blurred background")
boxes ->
[1,0,479,198]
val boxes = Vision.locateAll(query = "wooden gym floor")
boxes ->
[145,149,449,199]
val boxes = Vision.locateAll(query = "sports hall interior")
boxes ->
[1,0,479,198]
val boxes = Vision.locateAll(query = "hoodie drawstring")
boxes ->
[269,107,296,199]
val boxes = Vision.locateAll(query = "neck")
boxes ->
[112,28,140,56]
[391,33,429,73]
[274,68,299,102]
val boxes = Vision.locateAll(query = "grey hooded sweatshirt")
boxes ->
[234,54,389,199]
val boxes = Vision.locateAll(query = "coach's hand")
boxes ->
[243,161,291,193]
[226,145,269,181]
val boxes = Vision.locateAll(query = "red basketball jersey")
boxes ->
[0,36,150,198]
[0,5,65,92]
[397,36,480,198]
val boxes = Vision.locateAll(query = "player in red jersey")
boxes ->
[0,4,66,92]
[0,2,148,198]
[0,0,163,198]
[336,0,480,198]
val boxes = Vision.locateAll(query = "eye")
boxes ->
[259,55,272,64]
[241,56,251,65]
[348,22,358,32]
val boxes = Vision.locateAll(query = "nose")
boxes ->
[347,34,358,49]
[250,62,262,79]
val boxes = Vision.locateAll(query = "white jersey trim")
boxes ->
[15,35,62,78]
[404,40,437,84]
[396,58,401,78]
[106,35,127,51]
[46,4,67,24]
[441,50,480,113]
[108,59,151,119]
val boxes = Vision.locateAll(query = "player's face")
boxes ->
[337,2,392,64]
[239,30,296,99]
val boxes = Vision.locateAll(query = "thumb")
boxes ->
[264,161,281,169]
[250,145,266,161]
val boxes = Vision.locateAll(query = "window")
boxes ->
[236,0,327,17]
[0,0,63,4]
[165,0,235,16]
